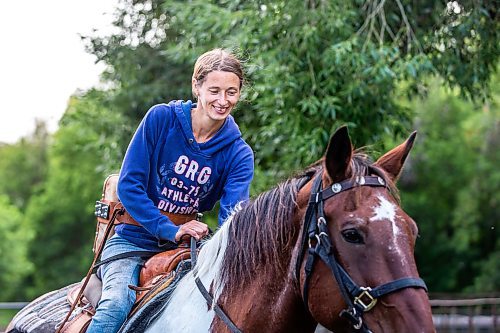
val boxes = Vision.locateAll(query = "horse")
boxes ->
[7,126,435,333]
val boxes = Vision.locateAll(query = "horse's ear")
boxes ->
[324,126,353,183]
[375,131,417,181]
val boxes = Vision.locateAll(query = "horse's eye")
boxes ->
[342,228,364,244]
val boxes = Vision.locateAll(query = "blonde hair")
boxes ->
[192,48,244,96]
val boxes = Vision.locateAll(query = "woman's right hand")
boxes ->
[175,220,209,242]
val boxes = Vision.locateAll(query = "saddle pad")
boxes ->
[6,283,77,333]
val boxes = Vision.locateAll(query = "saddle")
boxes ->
[59,247,191,333]
[58,174,197,333]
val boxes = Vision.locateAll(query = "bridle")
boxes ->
[195,170,428,333]
[295,171,428,332]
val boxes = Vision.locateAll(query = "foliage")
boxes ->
[399,78,499,292]
[0,0,497,299]
[427,0,499,99]
[0,310,18,330]
[83,0,192,121]
[65,0,500,296]
[22,90,127,297]
[0,121,49,209]
[0,195,33,300]
[84,0,498,191]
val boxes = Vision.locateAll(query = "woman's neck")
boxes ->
[191,108,225,143]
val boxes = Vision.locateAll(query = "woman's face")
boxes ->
[193,70,241,122]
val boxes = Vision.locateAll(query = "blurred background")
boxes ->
[0,0,498,331]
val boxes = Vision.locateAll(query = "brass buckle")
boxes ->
[354,287,377,312]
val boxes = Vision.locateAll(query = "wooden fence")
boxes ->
[2,296,499,332]
[430,295,499,333]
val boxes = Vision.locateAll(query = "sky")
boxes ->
[0,0,119,144]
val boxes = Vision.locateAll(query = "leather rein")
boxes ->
[296,172,428,332]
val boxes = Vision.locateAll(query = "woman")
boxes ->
[86,48,254,333]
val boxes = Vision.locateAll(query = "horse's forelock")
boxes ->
[349,149,399,203]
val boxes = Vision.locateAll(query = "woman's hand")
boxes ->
[175,220,209,242]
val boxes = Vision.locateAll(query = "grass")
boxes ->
[0,309,17,330]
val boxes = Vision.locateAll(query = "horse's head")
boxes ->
[296,126,435,332]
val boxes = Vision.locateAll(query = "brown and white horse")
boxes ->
[8,126,435,333]
[141,126,434,333]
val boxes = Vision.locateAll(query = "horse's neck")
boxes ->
[149,214,316,332]
[206,222,315,332]
[146,223,232,333]
[212,269,316,332]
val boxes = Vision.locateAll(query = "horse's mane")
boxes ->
[220,149,397,294]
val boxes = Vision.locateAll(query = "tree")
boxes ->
[0,195,33,300]
[13,0,496,297]
[83,0,192,122]
[23,90,128,296]
[399,77,499,292]
[0,120,49,209]
[85,0,498,192]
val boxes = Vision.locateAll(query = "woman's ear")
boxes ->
[192,78,198,97]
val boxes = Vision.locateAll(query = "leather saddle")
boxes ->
[60,246,192,333]
[58,174,197,333]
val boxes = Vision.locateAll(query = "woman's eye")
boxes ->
[341,228,364,244]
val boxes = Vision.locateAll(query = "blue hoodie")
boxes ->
[116,100,254,250]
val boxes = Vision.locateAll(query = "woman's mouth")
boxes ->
[213,105,229,114]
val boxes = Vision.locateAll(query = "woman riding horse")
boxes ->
[7,127,435,332]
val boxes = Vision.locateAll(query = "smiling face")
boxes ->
[193,70,241,123]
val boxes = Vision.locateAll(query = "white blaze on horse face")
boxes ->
[370,194,406,265]
[146,215,233,333]
[371,195,397,229]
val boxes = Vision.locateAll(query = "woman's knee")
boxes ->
[96,295,133,321]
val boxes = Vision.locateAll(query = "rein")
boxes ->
[192,236,242,333]
[297,172,428,332]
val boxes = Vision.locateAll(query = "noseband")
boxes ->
[296,172,428,332]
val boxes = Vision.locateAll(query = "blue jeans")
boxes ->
[86,234,156,333]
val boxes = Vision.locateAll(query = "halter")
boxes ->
[296,172,428,332]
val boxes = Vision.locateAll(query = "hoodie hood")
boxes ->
[170,100,243,156]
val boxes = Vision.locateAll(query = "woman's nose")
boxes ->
[217,93,228,104]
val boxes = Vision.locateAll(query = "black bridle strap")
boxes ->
[313,242,368,331]
[315,242,428,301]
[368,278,427,298]
[195,277,242,333]
[295,174,323,281]
[301,175,358,312]
[315,175,387,202]
[191,211,241,333]
[298,173,428,332]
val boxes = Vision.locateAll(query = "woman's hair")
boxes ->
[192,48,244,96]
